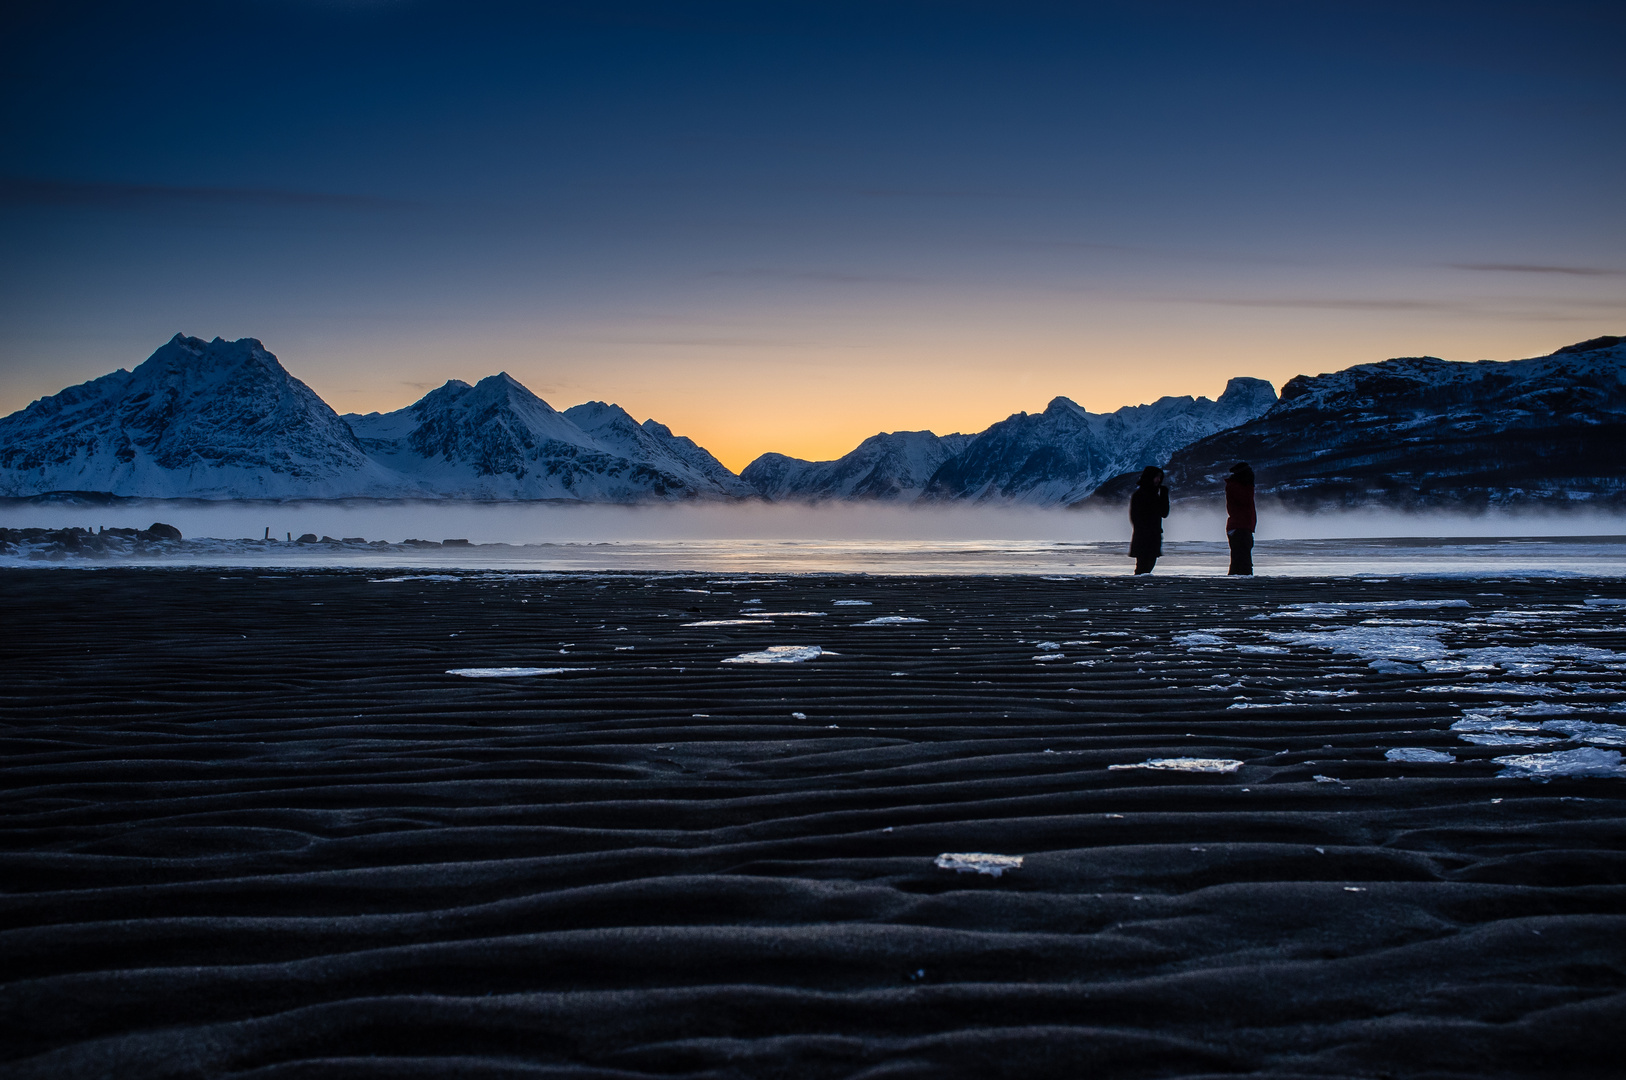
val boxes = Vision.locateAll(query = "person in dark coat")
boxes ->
[1128,466,1169,575]
[1224,461,1256,575]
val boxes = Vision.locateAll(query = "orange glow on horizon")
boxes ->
[300,314,1615,474]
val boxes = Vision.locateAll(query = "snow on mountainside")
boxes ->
[741,430,975,502]
[0,336,752,501]
[343,377,748,500]
[920,377,1277,505]
[0,335,401,499]
[1123,336,1626,510]
[563,403,754,498]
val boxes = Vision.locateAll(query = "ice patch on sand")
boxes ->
[721,645,823,665]
[1290,600,1472,613]
[859,616,927,624]
[935,852,1024,877]
[1583,598,1626,607]
[1460,732,1562,747]
[1267,626,1447,664]
[1494,747,1626,780]
[832,600,873,606]
[1034,641,1062,651]
[684,619,772,626]
[1423,659,1501,673]
[1543,718,1626,746]
[1425,682,1564,697]
[746,611,826,617]
[446,667,583,677]
[1386,747,1456,763]
[374,575,461,583]
[1109,757,1244,774]
[1173,632,1229,647]
[1237,645,1290,655]
[1454,705,1626,748]
[1454,710,1546,734]
[1459,644,1622,665]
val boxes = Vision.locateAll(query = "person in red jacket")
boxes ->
[1225,462,1256,575]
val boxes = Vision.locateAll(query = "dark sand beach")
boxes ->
[2,568,1624,1078]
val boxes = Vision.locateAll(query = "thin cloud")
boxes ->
[1444,262,1623,277]
[1182,297,1470,312]
[0,175,411,211]
[702,268,921,284]
[1168,295,1623,319]
[593,336,826,348]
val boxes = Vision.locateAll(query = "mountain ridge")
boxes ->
[1082,336,1626,510]
[1,334,1619,506]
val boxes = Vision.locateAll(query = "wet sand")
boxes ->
[2,569,1623,1078]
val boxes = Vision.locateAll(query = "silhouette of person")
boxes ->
[1128,466,1169,575]
[1225,461,1255,575]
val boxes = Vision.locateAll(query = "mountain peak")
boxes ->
[0,333,376,498]
[564,401,638,429]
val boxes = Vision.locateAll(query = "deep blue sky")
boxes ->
[3,0,1622,466]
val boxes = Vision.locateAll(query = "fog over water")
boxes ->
[4,501,1625,577]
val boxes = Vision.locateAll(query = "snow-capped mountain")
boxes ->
[741,430,975,502]
[343,376,749,500]
[9,332,1615,508]
[916,377,1278,505]
[0,337,752,501]
[0,335,400,499]
[562,402,754,498]
[1114,336,1626,509]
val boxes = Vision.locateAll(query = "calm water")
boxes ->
[5,501,1624,577]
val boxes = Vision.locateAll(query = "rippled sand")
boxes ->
[2,569,1623,1078]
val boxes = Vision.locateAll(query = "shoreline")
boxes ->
[5,528,1626,578]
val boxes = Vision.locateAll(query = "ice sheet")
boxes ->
[1455,705,1626,748]
[934,852,1024,877]
[1108,757,1244,773]
[1266,625,1447,663]
[445,667,583,677]
[1385,747,1456,763]
[721,645,823,664]
[1457,644,1621,665]
[1281,600,1473,616]
[1425,682,1564,696]
[859,616,927,624]
[1494,747,1626,780]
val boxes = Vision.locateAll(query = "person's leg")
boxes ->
[1135,556,1156,575]
[1228,530,1254,575]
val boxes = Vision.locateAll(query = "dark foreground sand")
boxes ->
[2,569,1623,1079]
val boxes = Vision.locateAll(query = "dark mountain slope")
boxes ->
[1086,336,1626,510]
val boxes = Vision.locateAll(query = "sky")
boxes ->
[1,1,1622,471]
